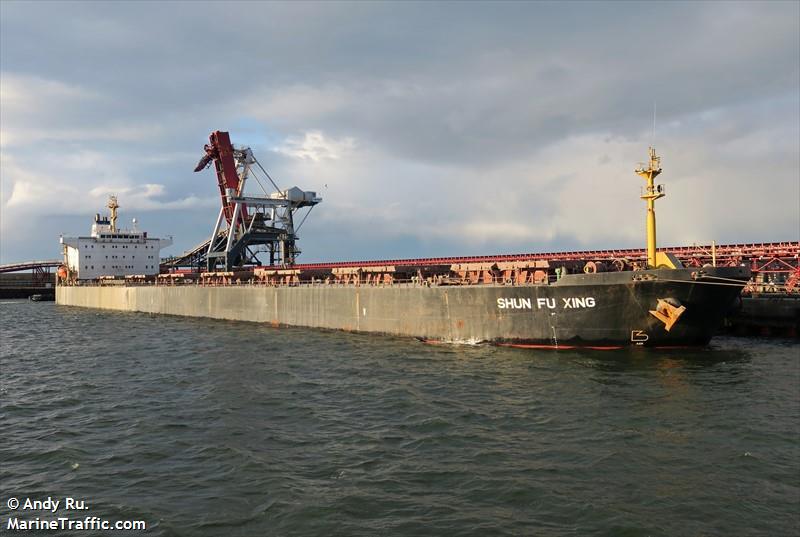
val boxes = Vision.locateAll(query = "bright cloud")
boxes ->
[273,131,356,161]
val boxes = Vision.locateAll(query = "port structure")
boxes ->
[161,241,799,295]
[194,131,321,271]
[0,260,60,299]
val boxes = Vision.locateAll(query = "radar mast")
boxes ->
[636,147,664,269]
[107,196,119,232]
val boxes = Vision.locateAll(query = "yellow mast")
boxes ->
[636,147,663,268]
[107,195,119,232]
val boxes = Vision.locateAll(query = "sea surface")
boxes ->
[1,300,798,536]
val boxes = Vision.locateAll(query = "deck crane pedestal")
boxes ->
[194,130,321,271]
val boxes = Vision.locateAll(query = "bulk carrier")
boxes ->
[56,131,751,348]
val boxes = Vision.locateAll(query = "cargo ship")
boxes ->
[56,131,751,348]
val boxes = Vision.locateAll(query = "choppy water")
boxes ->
[1,300,798,536]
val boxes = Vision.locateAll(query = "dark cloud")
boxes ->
[1,1,797,263]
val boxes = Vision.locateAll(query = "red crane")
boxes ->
[194,131,247,224]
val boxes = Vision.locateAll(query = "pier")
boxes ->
[0,260,60,299]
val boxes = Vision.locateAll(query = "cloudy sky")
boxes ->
[1,1,798,264]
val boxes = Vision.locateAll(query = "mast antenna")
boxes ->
[652,102,657,146]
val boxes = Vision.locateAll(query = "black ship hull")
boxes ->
[56,266,750,349]
[464,266,750,348]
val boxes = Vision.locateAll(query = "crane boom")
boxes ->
[194,130,245,224]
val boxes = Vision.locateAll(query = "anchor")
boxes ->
[649,298,686,332]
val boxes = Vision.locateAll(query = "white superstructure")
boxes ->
[60,197,172,280]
